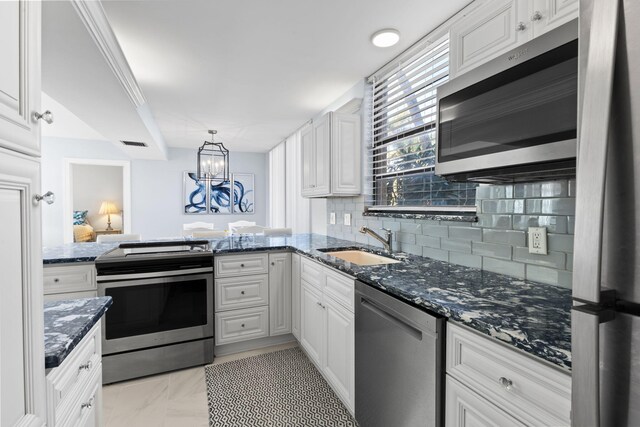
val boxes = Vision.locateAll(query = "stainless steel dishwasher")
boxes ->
[355,280,444,427]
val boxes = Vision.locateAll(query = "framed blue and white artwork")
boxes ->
[183,172,207,214]
[232,173,255,214]
[209,180,233,214]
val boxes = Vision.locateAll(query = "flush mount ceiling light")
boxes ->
[197,130,230,183]
[371,28,400,48]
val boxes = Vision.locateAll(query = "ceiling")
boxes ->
[43,0,471,155]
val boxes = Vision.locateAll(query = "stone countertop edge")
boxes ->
[42,234,572,371]
[44,296,113,369]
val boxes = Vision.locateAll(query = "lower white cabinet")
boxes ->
[445,323,571,427]
[46,322,103,427]
[299,257,355,413]
[269,252,292,336]
[215,306,270,345]
[44,263,97,302]
[291,253,301,340]
[446,376,524,427]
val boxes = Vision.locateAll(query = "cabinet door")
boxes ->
[331,113,361,195]
[269,253,292,336]
[445,376,525,427]
[300,124,315,196]
[291,253,301,340]
[531,0,578,37]
[323,296,355,413]
[0,149,46,426]
[0,0,41,156]
[300,281,324,366]
[312,113,331,196]
[449,0,526,78]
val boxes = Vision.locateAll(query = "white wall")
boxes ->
[42,137,267,246]
[72,164,123,230]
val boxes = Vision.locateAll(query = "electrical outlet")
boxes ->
[528,227,548,254]
[344,213,351,226]
[330,212,336,225]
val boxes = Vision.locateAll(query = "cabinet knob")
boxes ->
[241,291,245,295]
[54,278,59,283]
[531,11,543,21]
[34,191,55,205]
[78,360,92,372]
[81,397,94,410]
[310,184,316,188]
[271,262,275,266]
[33,110,54,124]
[515,22,527,32]
[498,377,513,390]
[241,323,245,328]
[240,263,245,267]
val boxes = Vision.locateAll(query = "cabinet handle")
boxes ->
[34,191,55,205]
[498,377,513,390]
[81,397,94,410]
[316,301,326,309]
[515,22,527,32]
[33,110,54,124]
[78,360,92,372]
[531,11,543,21]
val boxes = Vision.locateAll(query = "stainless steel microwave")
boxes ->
[435,20,578,183]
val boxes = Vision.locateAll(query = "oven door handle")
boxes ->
[96,267,213,282]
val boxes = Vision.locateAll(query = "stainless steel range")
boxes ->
[95,240,214,384]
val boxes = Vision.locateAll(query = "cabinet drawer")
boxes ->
[324,268,354,312]
[215,253,269,278]
[445,375,525,427]
[215,274,269,312]
[44,291,98,303]
[446,323,571,426]
[46,322,101,424]
[215,306,269,345]
[58,364,101,427]
[301,257,323,289]
[44,263,96,294]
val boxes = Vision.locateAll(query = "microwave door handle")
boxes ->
[573,0,620,304]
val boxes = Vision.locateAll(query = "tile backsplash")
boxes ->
[326,179,575,288]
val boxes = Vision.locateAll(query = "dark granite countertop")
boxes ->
[42,234,572,370]
[44,297,112,369]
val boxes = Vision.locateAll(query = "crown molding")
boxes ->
[71,0,146,107]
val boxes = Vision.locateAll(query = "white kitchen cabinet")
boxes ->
[269,252,292,336]
[448,0,577,78]
[298,257,355,413]
[43,263,97,303]
[0,3,46,424]
[215,274,269,312]
[215,306,270,345]
[300,281,325,366]
[301,111,361,198]
[46,322,103,427]
[0,0,41,156]
[291,253,301,340]
[446,376,524,427]
[445,323,571,426]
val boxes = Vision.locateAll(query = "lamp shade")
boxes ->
[99,201,119,215]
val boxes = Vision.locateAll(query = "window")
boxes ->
[368,36,477,210]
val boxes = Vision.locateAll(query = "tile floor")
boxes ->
[103,341,298,427]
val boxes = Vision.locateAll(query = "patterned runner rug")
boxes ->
[205,347,357,426]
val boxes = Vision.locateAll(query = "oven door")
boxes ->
[98,271,214,355]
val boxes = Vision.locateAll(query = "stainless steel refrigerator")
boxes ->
[572,0,640,425]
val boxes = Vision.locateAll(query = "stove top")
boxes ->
[96,240,213,275]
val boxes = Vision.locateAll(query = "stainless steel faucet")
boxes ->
[359,226,393,253]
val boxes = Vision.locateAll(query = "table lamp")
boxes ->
[99,201,119,231]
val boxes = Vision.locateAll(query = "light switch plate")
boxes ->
[344,213,351,226]
[528,227,548,254]
[330,212,336,225]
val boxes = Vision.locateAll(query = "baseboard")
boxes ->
[214,334,296,357]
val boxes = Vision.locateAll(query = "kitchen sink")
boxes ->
[323,250,401,266]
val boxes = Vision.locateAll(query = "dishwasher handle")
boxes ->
[359,297,423,341]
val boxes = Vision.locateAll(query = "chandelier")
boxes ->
[197,130,229,183]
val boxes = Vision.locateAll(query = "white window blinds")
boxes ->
[369,36,477,208]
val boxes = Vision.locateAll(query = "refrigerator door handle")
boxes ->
[573,0,620,303]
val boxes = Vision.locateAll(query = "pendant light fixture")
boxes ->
[197,130,230,183]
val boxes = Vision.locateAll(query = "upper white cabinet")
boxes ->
[449,0,577,78]
[301,112,361,198]
[0,0,41,156]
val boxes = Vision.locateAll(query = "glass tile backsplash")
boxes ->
[326,179,576,288]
